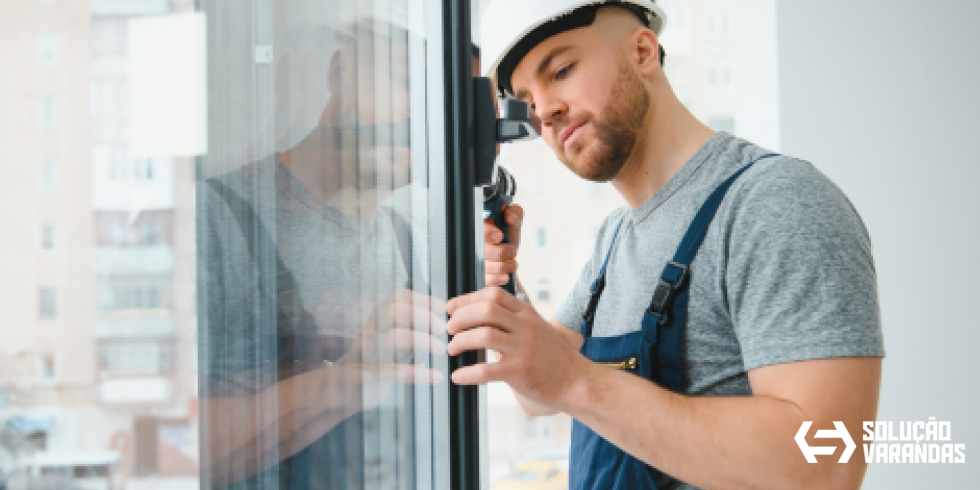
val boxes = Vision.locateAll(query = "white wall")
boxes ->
[732,0,780,150]
[776,0,980,486]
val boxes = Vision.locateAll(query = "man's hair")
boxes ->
[497,3,665,96]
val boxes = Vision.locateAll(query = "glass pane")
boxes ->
[1,1,451,490]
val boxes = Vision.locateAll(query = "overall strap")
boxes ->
[582,217,626,337]
[647,154,779,318]
[643,153,779,391]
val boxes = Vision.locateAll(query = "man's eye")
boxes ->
[555,64,573,80]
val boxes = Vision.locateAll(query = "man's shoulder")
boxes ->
[727,148,865,230]
[719,145,873,261]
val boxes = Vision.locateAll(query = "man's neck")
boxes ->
[611,88,715,210]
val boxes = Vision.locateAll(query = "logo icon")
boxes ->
[795,421,856,463]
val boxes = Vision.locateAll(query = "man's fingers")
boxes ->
[505,204,524,226]
[446,301,515,336]
[485,243,518,262]
[484,274,510,287]
[505,204,524,248]
[484,259,517,275]
[484,222,504,244]
[447,326,512,356]
[446,286,526,317]
[451,362,505,385]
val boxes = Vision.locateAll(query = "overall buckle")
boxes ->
[583,275,606,326]
[647,262,688,325]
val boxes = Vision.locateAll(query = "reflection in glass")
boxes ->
[198,1,450,490]
[1,1,449,490]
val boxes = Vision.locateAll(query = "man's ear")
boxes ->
[631,28,662,77]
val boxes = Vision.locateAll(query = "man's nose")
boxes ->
[534,93,567,128]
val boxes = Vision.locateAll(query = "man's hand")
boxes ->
[446,287,585,410]
[484,204,523,287]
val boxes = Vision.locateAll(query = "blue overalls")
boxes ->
[569,155,777,490]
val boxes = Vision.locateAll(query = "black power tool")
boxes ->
[474,77,537,294]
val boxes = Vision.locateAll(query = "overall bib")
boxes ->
[568,155,777,490]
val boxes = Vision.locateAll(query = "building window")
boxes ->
[98,280,170,311]
[98,339,174,376]
[536,280,550,303]
[707,66,732,87]
[35,33,60,66]
[39,224,57,252]
[133,158,155,180]
[36,97,59,127]
[37,159,59,191]
[95,210,173,247]
[537,227,548,249]
[39,288,57,318]
[37,352,57,384]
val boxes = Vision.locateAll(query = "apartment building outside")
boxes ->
[1,0,199,485]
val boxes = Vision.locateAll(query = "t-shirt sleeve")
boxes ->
[724,159,885,371]
[554,209,629,333]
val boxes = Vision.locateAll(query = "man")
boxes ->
[447,1,884,489]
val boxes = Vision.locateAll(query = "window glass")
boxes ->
[3,2,452,490]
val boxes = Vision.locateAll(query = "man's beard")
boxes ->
[565,60,650,182]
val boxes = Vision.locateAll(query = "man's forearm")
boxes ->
[558,362,868,490]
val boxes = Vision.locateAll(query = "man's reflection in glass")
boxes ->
[199,15,451,490]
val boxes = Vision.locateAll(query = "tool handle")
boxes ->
[486,203,516,295]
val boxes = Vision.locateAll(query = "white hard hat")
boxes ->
[481,0,667,97]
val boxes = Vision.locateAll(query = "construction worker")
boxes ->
[446,1,884,489]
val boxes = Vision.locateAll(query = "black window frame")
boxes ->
[443,1,484,489]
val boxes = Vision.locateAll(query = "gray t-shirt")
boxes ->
[554,132,884,490]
